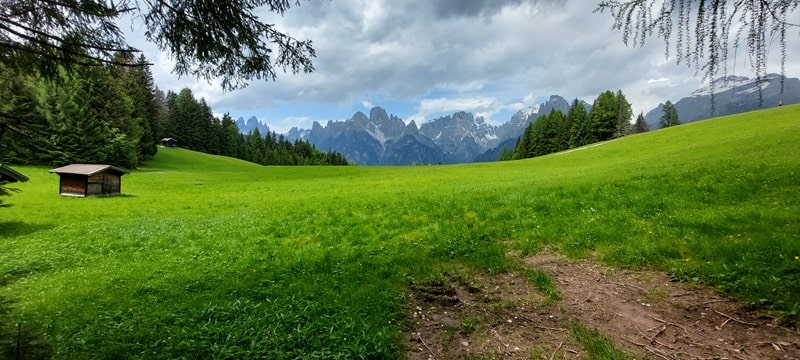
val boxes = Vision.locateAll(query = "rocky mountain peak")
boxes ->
[369,106,389,124]
[351,111,369,127]
[400,120,420,137]
[368,107,406,140]
[235,116,271,137]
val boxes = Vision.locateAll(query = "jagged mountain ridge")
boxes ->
[235,116,272,136]
[645,74,800,129]
[283,95,578,165]
[418,111,496,164]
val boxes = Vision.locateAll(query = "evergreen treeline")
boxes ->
[161,88,348,166]
[0,54,160,168]
[0,58,348,168]
[507,90,647,160]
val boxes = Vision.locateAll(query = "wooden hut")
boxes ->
[49,164,127,197]
[161,137,177,147]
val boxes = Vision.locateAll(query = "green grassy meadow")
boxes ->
[1,105,799,358]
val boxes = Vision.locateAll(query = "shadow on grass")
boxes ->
[95,193,137,198]
[0,222,54,240]
[0,223,54,359]
[0,296,51,360]
[0,222,56,288]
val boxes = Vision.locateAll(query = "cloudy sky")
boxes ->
[127,0,799,133]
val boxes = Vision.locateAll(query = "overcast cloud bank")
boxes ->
[128,0,799,133]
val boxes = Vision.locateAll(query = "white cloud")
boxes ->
[404,114,426,125]
[416,96,499,119]
[505,102,528,112]
[522,93,536,104]
[476,111,502,126]
[270,117,312,134]
[648,77,670,84]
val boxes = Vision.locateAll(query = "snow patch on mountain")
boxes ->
[646,73,800,129]
[519,104,541,119]
[692,75,759,96]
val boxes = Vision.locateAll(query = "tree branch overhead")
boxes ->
[595,0,798,95]
[0,0,315,90]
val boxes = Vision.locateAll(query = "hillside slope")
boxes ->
[1,105,798,358]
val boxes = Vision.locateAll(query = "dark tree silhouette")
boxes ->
[0,0,315,90]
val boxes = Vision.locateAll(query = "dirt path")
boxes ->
[405,252,800,359]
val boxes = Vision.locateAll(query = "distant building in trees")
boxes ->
[161,138,178,147]
[50,164,127,197]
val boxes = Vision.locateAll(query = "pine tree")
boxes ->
[568,100,592,148]
[198,100,220,154]
[0,68,47,164]
[614,90,632,138]
[588,90,618,142]
[659,101,681,128]
[94,63,140,168]
[514,124,533,159]
[527,113,547,157]
[124,55,160,161]
[45,75,113,165]
[631,112,650,133]
[557,103,575,152]
[165,88,204,150]
[527,110,565,157]
[545,110,566,154]
[246,128,266,164]
[220,114,245,158]
[156,89,173,140]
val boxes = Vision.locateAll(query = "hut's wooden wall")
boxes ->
[59,174,86,196]
[87,173,121,195]
[107,174,121,193]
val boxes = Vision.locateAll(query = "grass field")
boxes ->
[1,105,798,358]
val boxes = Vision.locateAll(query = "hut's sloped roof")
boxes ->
[49,164,126,176]
[0,164,29,183]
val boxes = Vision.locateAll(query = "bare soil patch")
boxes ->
[405,252,800,359]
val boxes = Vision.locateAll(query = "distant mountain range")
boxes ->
[284,95,581,165]
[235,116,271,136]
[239,73,797,165]
[645,73,799,129]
